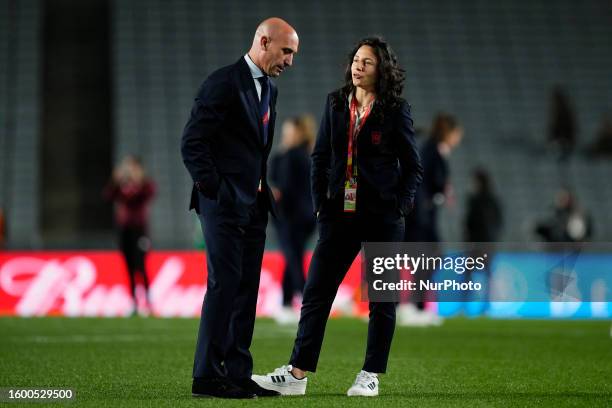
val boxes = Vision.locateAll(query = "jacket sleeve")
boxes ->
[395,101,423,214]
[180,76,233,199]
[310,94,333,214]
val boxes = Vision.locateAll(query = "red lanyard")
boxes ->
[346,95,374,179]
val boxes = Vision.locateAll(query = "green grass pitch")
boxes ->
[0,317,610,407]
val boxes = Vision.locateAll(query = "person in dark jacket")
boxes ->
[104,155,156,316]
[462,167,503,311]
[269,115,317,324]
[253,36,423,397]
[399,113,462,326]
[535,187,592,242]
[405,113,462,242]
[548,85,577,162]
[464,167,503,242]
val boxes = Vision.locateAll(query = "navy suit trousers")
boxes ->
[193,193,268,379]
[289,208,404,374]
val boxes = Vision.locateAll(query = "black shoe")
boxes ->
[192,377,256,399]
[232,378,281,397]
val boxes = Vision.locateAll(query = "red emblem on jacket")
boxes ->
[371,131,381,145]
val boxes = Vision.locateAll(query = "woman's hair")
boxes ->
[284,114,317,151]
[294,114,316,150]
[341,36,406,112]
[430,113,460,143]
[125,154,143,167]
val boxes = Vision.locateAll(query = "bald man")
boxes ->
[181,18,299,399]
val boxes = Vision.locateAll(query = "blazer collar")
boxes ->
[236,57,265,145]
[243,54,266,79]
[236,57,277,150]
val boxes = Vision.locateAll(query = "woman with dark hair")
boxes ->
[253,37,423,397]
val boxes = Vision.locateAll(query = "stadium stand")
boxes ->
[1,0,611,247]
[0,0,42,248]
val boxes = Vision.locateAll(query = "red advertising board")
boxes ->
[0,251,365,317]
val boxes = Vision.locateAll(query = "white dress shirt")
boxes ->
[244,54,266,102]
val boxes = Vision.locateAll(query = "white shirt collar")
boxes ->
[244,54,265,79]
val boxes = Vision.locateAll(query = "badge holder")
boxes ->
[344,178,357,212]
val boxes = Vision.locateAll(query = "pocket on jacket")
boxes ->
[216,177,235,206]
[372,158,399,170]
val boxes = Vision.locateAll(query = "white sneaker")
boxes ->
[251,364,307,395]
[397,304,429,327]
[397,304,444,327]
[347,370,379,396]
[274,306,299,325]
[422,309,444,326]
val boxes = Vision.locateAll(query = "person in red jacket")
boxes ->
[104,155,156,316]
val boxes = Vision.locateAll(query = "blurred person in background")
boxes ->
[535,187,592,242]
[587,113,612,158]
[464,167,503,243]
[548,85,577,162]
[253,36,423,397]
[269,115,317,325]
[104,155,156,316]
[399,113,463,327]
[462,167,503,313]
[405,113,462,242]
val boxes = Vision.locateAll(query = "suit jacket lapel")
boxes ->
[357,103,380,139]
[265,83,278,153]
[333,98,350,155]
[236,58,264,146]
[333,95,381,155]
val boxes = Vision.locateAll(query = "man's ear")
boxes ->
[260,36,269,51]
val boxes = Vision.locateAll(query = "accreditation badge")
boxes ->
[344,178,357,212]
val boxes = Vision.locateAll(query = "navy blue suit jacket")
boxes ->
[181,57,278,218]
[269,143,314,224]
[311,90,423,217]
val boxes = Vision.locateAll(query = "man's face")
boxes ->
[261,33,299,77]
[351,45,379,90]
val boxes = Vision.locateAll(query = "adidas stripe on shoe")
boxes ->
[251,365,307,396]
[347,370,379,397]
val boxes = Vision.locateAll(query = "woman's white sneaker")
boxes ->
[251,365,307,395]
[347,370,379,397]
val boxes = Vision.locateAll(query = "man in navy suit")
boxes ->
[181,17,299,399]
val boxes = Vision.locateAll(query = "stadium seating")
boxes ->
[2,0,611,247]
[0,0,42,247]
